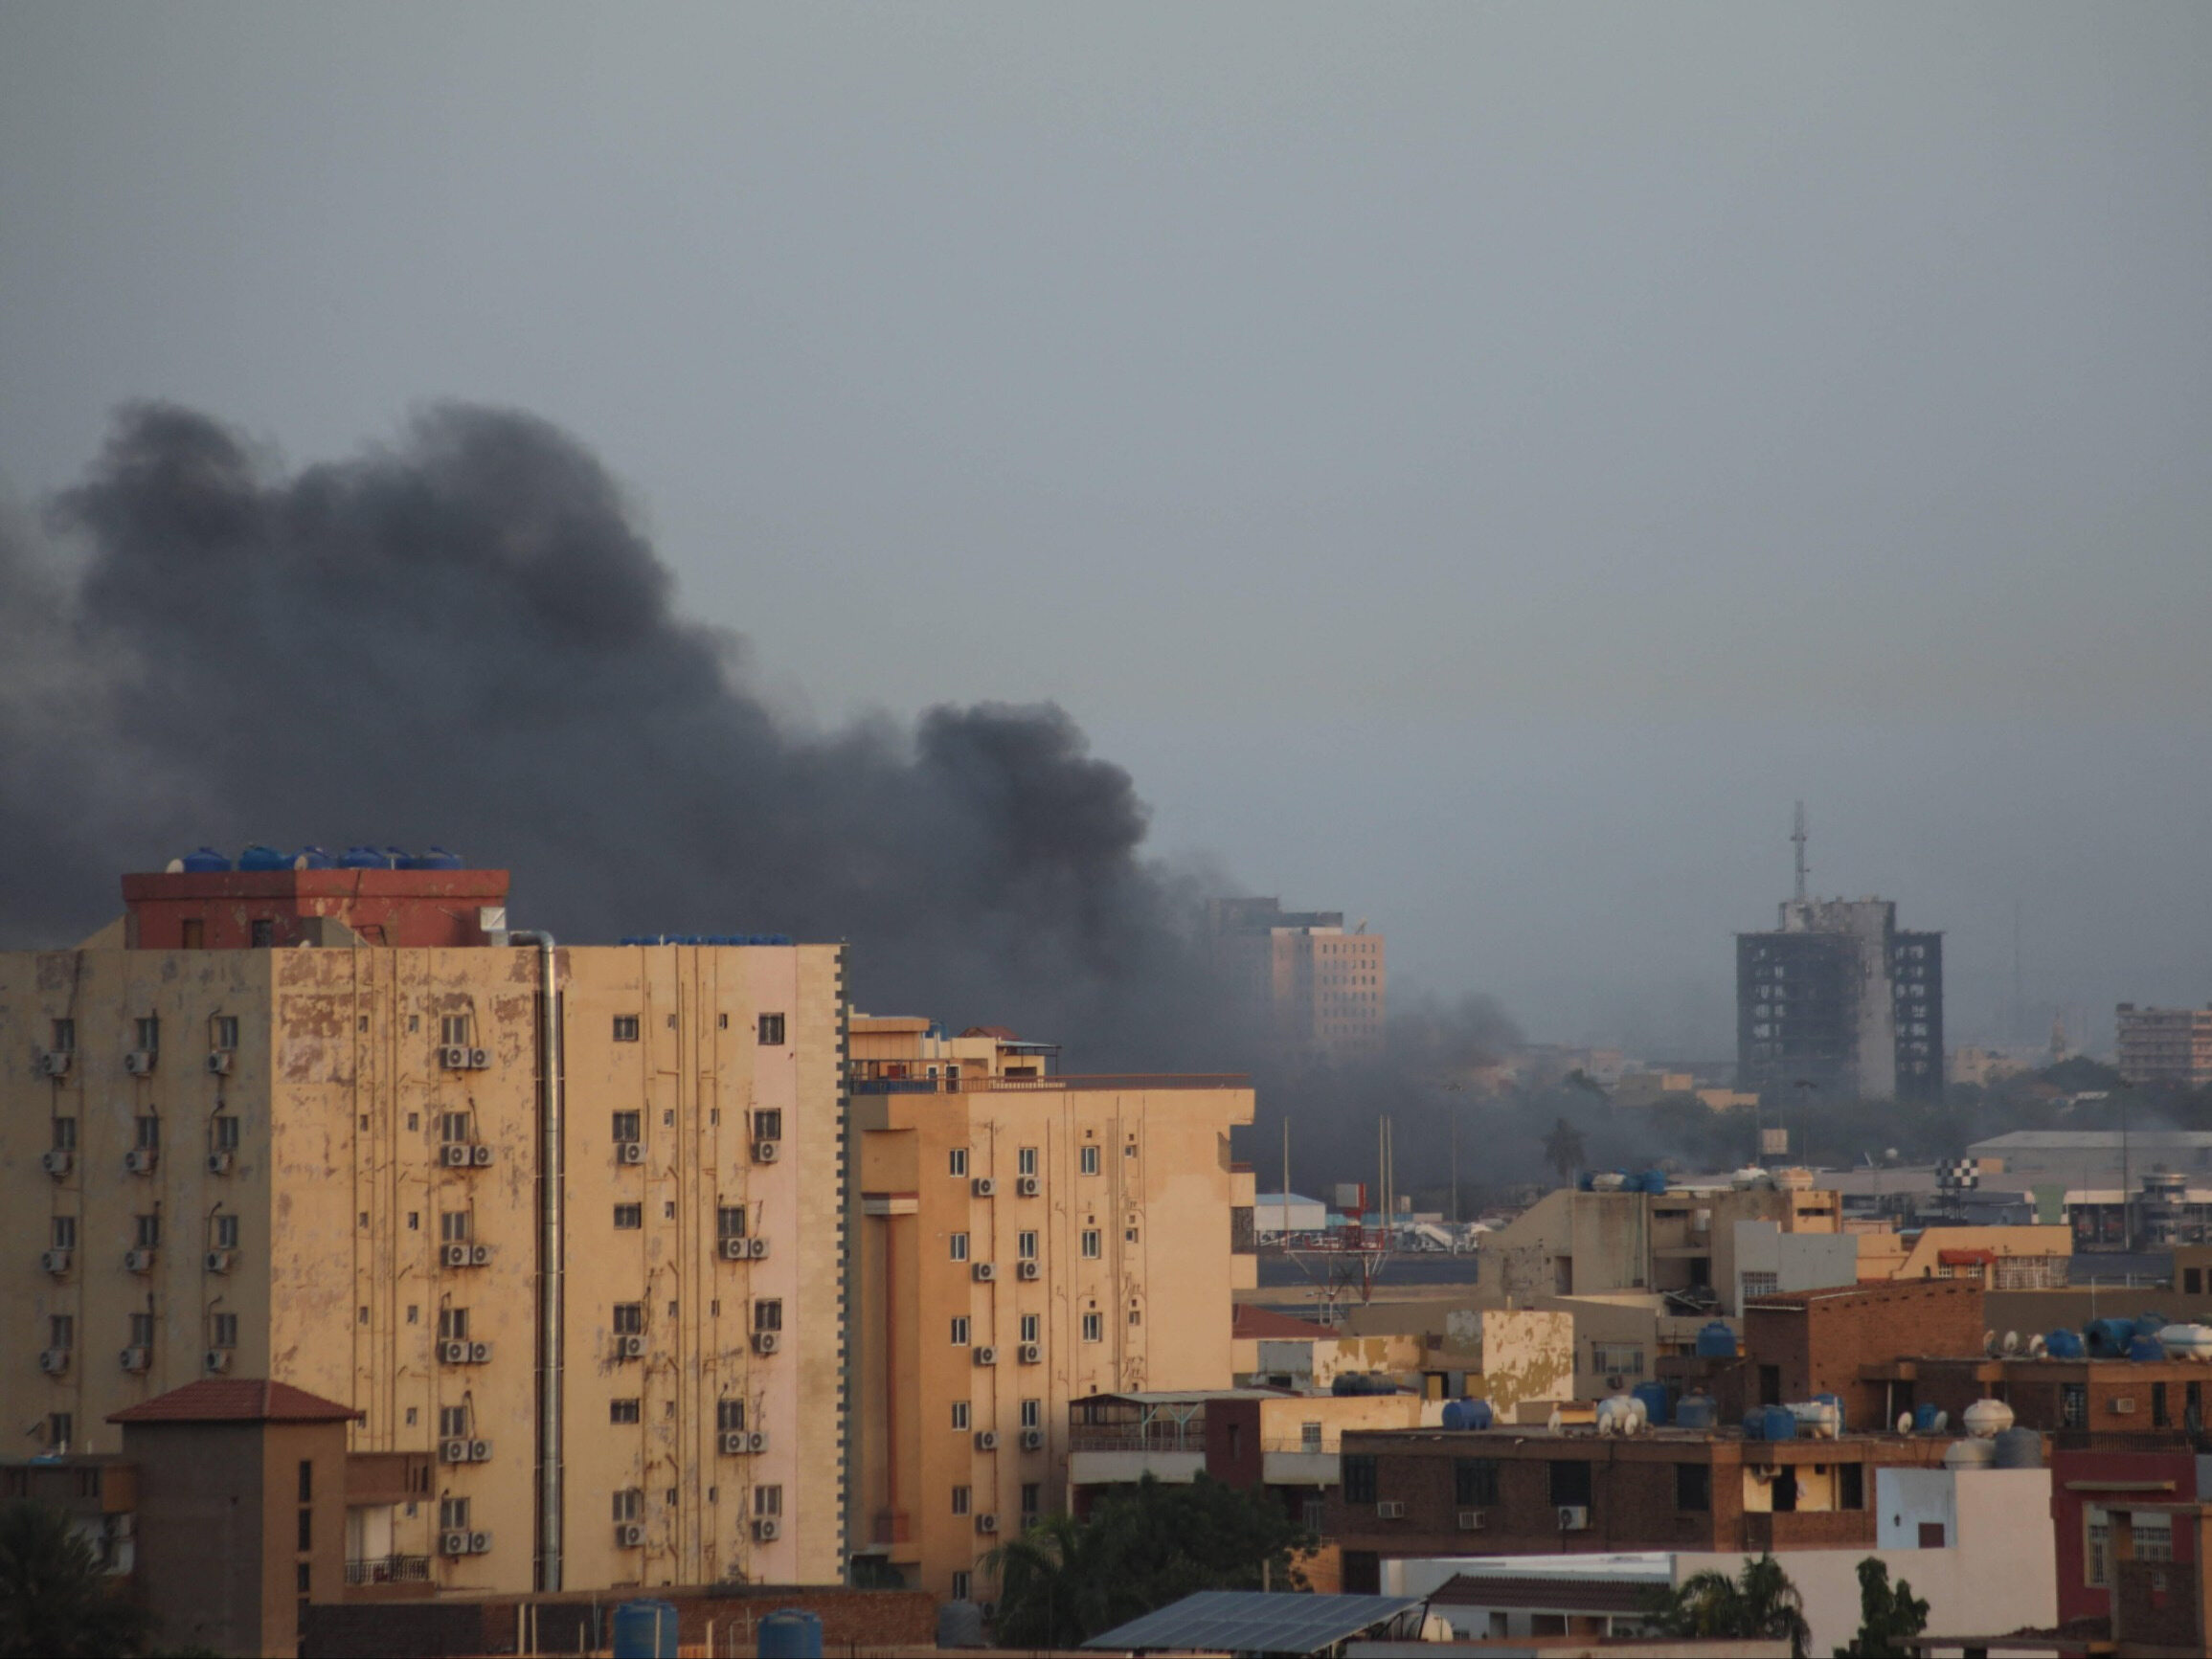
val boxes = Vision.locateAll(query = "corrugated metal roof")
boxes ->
[1084,1591,1423,1653]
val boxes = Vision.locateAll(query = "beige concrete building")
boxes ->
[2116,1002,2212,1089]
[1204,898,1386,1061]
[2,863,846,1597]
[846,1016,1254,1602]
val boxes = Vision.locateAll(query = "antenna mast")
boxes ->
[1791,801,1809,904]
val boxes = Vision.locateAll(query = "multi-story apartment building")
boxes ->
[1204,897,1386,1062]
[846,1017,1255,1602]
[1,856,846,1595]
[2115,1003,2212,1089]
[1737,896,1943,1104]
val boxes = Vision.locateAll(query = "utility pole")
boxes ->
[1792,801,1810,905]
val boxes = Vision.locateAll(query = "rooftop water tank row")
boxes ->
[1576,1169,1670,1194]
[617,933,797,948]
[1440,1398,1495,1431]
[174,845,463,871]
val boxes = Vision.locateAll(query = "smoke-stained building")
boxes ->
[1204,897,1386,1061]
[1737,898,1943,1104]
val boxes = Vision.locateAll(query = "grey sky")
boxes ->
[4,4,2207,1053]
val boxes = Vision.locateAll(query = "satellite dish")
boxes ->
[2029,1334,2048,1357]
[1546,1405,1564,1434]
[2002,1331,2021,1356]
[1897,1412,1913,1433]
[1983,1330,2000,1357]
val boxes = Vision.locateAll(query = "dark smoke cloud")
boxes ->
[3,402,1239,1065]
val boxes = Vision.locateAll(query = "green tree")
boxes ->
[0,1499,153,1658]
[984,1475,1314,1647]
[1644,1554,1811,1659]
[1542,1116,1587,1183]
[1834,1556,1929,1656]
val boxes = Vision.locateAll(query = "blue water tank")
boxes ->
[1761,1405,1797,1443]
[1742,1409,1769,1440]
[1633,1381,1670,1425]
[2086,1318,2136,1359]
[756,1610,824,1659]
[405,846,463,870]
[610,1600,679,1659]
[237,844,291,871]
[2129,1334,2167,1362]
[1676,1394,1719,1431]
[2044,1328,2086,1360]
[1696,1321,1738,1359]
[337,845,388,869]
[1441,1398,1494,1431]
[1576,1173,1595,1192]
[179,847,232,871]
[1913,1402,1941,1433]
[2134,1312,2168,1339]
[295,845,334,869]
[1638,1170,1670,1195]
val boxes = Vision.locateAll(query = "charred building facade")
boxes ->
[1737,898,1942,1105]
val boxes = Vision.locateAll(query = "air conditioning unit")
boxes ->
[975,1430,1000,1451]
[124,1148,157,1175]
[2112,1398,2137,1416]
[1557,1505,1591,1532]
[442,1244,472,1269]
[972,1177,997,1199]
[124,1248,156,1273]
[613,1334,646,1360]
[1376,1500,1406,1519]
[441,1144,471,1168]
[205,1152,234,1176]
[438,1045,469,1070]
[1017,1261,1041,1281]
[470,1144,494,1167]
[752,1331,780,1356]
[468,1531,492,1555]
[1457,1510,1487,1531]
[752,1140,779,1164]
[718,1430,748,1455]
[468,1341,492,1363]
[205,1051,232,1076]
[39,1149,71,1177]
[39,1248,71,1276]
[440,1340,470,1364]
[617,1142,645,1166]
[468,1439,491,1462]
[975,1513,999,1536]
[975,1345,998,1367]
[468,1047,489,1069]
[1020,1429,1045,1451]
[720,1238,748,1262]
[124,1050,155,1076]
[204,1248,236,1275]
[973,1262,997,1283]
[747,1430,770,1454]
[439,1530,471,1558]
[615,1522,643,1549]
[440,1438,471,1464]
[747,1237,771,1260]
[37,1051,72,1078]
[469,1244,492,1267]
[204,1348,232,1374]
[1016,1176,1041,1198]
[38,1348,69,1376]
[1018,1342,1041,1365]
[752,1517,780,1542]
[120,1346,151,1374]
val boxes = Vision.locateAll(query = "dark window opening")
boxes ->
[1676,1463,1710,1512]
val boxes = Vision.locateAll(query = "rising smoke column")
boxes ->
[0,401,1232,1065]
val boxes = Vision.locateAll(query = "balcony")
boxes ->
[343,1555,432,1589]
[1068,1430,1205,1488]
[1260,1439,1339,1487]
[851,1071,1249,1095]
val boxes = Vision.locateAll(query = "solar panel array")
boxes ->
[1082,1590,1425,1654]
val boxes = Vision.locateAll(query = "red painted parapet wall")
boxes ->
[121,868,511,949]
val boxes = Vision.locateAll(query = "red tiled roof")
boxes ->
[108,1379,363,1425]
[961,1025,1020,1041]
[1233,1305,1337,1340]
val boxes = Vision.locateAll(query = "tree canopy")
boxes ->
[1835,1556,1929,1656]
[0,1499,153,1658]
[1643,1553,1810,1659]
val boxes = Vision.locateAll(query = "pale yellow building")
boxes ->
[2,863,845,1597]
[847,1016,1254,1602]
[1204,898,1386,1061]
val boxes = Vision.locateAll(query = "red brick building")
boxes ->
[120,864,509,950]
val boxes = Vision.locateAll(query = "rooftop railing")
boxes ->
[344,1554,431,1585]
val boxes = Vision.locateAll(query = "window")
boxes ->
[950,1233,969,1263]
[951,1486,971,1516]
[613,1302,644,1334]
[2155,1382,2170,1427]
[440,1496,470,1531]
[1081,1312,1103,1343]
[50,1019,75,1053]
[1020,1313,1040,1343]
[952,1402,970,1430]
[214,1115,239,1151]
[212,1016,238,1050]
[949,1148,968,1177]
[1018,1147,1038,1177]
[1741,1270,1780,1299]
[52,1118,75,1151]
[135,1213,160,1248]
[2135,1512,2174,1562]
[1020,1399,1040,1429]
[1021,1483,1040,1521]
[612,1111,641,1144]
[1456,1459,1501,1508]
[213,1215,239,1249]
[440,1110,472,1144]
[754,1298,782,1333]
[440,1406,469,1437]
[1080,1145,1100,1176]
[1081,1229,1101,1259]
[1549,1461,1593,1508]
[2062,1383,2088,1428]
[135,1116,160,1150]
[951,1571,970,1602]
[613,1016,641,1042]
[1840,1463,1865,1510]
[438,1308,469,1341]
[1018,1230,1038,1261]
[951,1316,971,1346]
[717,1399,745,1432]
[602,1397,641,1424]
[136,1017,160,1052]
[1343,1455,1378,1504]
[716,1206,747,1241]
[753,1110,783,1141]
[440,1015,471,1046]
[129,1312,155,1348]
[49,1216,75,1250]
[758,1013,785,1045]
[1124,1141,1138,1158]
[49,1315,73,1350]
[1591,1342,1644,1379]
[47,1413,72,1452]
[440,1211,470,1244]
[613,1489,643,1522]
[754,1485,782,1517]
[2087,1508,2110,1587]
[1129,1308,1142,1326]
[1675,1463,1710,1511]
[251,919,275,949]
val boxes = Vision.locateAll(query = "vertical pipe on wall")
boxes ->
[512,931,564,1592]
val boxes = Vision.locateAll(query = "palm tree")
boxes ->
[1542,1116,1587,1183]
[982,1510,1141,1648]
[1643,1553,1810,1659]
[0,1499,153,1658]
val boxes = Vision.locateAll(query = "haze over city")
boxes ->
[4,5,2209,1059]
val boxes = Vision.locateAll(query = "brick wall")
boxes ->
[1744,1281,1984,1430]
